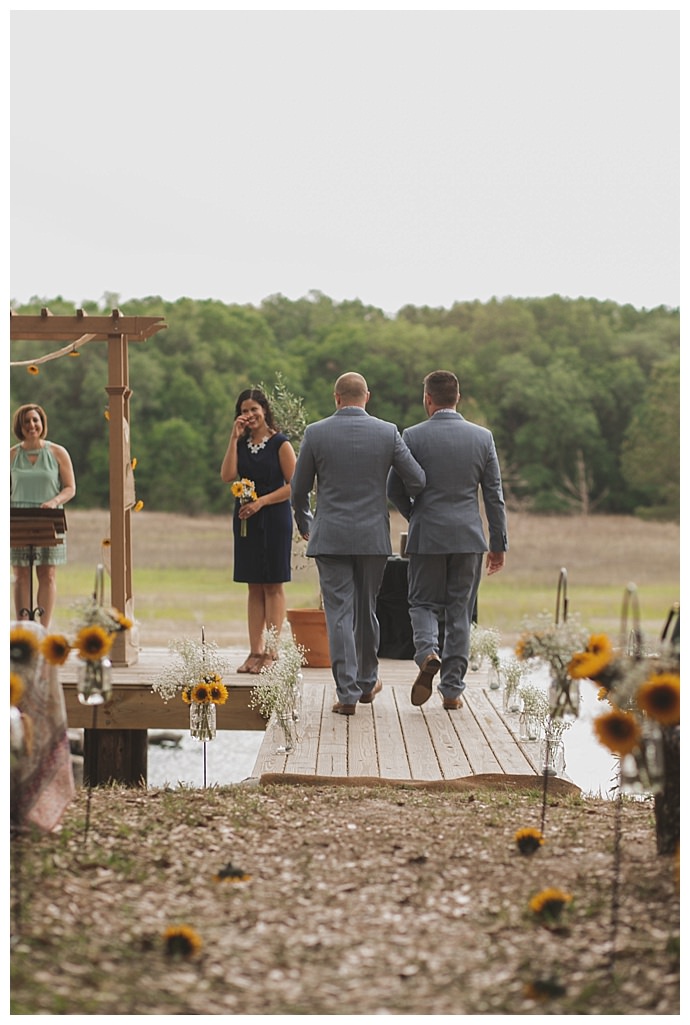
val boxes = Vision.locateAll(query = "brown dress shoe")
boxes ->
[442,696,464,710]
[359,679,383,704]
[332,701,357,715]
[411,653,441,706]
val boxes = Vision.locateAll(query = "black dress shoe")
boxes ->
[332,701,357,715]
[411,653,441,706]
[359,679,383,704]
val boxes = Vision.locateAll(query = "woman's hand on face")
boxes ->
[232,415,250,439]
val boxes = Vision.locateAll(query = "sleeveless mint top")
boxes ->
[10,442,68,565]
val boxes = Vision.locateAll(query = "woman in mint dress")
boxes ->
[10,403,76,629]
[220,389,296,674]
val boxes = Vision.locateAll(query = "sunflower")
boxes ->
[181,687,192,705]
[568,633,615,680]
[191,682,211,704]
[110,610,133,632]
[636,673,680,727]
[10,626,40,667]
[529,887,573,921]
[28,364,40,375]
[212,862,252,884]
[10,671,25,707]
[208,677,228,705]
[162,924,202,958]
[74,625,114,662]
[41,633,72,666]
[514,827,544,856]
[593,708,641,756]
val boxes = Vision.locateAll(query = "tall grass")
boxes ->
[19,508,679,648]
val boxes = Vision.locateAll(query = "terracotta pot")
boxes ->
[286,608,331,667]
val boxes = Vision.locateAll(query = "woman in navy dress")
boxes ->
[221,388,297,674]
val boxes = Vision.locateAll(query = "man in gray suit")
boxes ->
[292,372,426,715]
[387,370,508,710]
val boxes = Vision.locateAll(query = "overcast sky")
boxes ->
[10,9,680,315]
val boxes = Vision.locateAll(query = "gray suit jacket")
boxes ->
[387,409,508,554]
[292,406,426,556]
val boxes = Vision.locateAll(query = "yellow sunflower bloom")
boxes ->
[10,626,40,666]
[636,673,680,727]
[41,633,72,666]
[191,682,211,704]
[529,887,573,920]
[514,827,544,855]
[208,677,228,705]
[74,625,114,662]
[162,924,202,958]
[593,708,641,756]
[10,671,25,707]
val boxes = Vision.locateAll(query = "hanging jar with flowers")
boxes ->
[183,674,228,742]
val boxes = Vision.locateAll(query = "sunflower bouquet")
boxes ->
[566,629,680,792]
[152,636,230,741]
[37,588,132,705]
[231,477,258,537]
[515,611,589,720]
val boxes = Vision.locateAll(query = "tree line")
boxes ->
[9,291,679,521]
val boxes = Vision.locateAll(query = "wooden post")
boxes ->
[106,332,137,666]
[83,729,148,787]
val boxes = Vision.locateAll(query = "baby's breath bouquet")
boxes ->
[250,628,307,752]
[153,636,230,742]
[500,656,528,712]
[152,637,231,704]
[38,567,132,705]
[469,624,501,672]
[515,611,588,720]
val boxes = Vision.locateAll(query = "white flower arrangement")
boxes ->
[469,623,501,672]
[250,627,307,722]
[152,636,231,704]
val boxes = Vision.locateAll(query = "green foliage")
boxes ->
[9,293,679,520]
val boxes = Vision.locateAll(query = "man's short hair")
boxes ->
[335,372,369,402]
[424,370,460,407]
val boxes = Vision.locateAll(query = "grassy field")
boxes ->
[18,508,680,649]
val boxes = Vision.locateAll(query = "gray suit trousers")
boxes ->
[407,552,483,697]
[315,554,388,705]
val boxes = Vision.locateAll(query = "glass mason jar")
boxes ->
[189,701,217,742]
[620,720,665,794]
[77,657,113,705]
[519,712,540,741]
[548,672,580,721]
[503,685,522,714]
[275,712,295,754]
[539,736,566,776]
[488,665,501,690]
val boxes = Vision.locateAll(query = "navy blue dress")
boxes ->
[232,432,293,584]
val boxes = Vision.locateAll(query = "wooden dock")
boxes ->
[60,647,576,790]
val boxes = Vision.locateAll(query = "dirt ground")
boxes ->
[10,781,680,1016]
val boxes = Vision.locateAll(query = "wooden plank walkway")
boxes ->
[60,647,574,789]
[253,658,546,783]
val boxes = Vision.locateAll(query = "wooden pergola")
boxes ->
[10,308,167,666]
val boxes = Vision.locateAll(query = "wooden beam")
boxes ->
[62,682,267,732]
[10,314,167,342]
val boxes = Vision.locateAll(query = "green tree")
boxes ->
[620,355,680,520]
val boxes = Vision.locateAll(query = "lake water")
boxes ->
[147,658,619,797]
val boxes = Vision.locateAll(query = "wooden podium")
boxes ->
[10,508,67,621]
